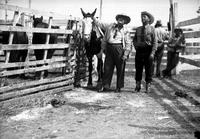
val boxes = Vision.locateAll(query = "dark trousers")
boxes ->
[103,43,125,89]
[162,51,179,76]
[135,50,153,83]
[152,43,164,76]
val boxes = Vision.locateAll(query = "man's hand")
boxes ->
[149,53,154,60]
[121,54,128,61]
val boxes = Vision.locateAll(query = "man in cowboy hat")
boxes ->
[162,28,185,78]
[133,11,157,93]
[91,13,132,93]
[155,20,162,28]
[152,20,169,77]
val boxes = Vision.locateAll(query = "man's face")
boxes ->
[174,30,182,37]
[141,14,150,24]
[117,17,125,25]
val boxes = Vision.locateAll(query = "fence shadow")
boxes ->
[147,78,200,133]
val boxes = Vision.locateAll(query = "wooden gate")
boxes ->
[0,4,85,103]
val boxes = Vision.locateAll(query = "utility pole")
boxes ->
[169,0,175,37]
[5,0,8,22]
[99,0,102,20]
[29,0,31,8]
[174,2,178,26]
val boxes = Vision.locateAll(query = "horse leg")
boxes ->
[7,50,20,78]
[19,50,28,79]
[156,46,164,77]
[97,57,103,82]
[34,50,44,78]
[87,56,93,86]
[96,57,103,89]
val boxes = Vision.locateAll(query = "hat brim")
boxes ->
[116,14,131,24]
[141,12,154,24]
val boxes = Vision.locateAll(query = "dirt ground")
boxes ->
[0,70,200,139]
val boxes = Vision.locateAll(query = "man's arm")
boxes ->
[91,17,108,31]
[151,27,157,56]
[133,28,138,50]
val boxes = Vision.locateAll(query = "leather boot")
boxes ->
[135,81,141,92]
[145,83,151,93]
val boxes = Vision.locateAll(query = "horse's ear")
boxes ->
[33,15,35,20]
[91,8,97,17]
[40,16,43,21]
[81,8,86,18]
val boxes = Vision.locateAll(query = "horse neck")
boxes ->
[34,21,48,28]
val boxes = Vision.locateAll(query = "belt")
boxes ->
[108,43,122,45]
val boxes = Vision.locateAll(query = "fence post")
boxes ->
[171,1,178,75]
[39,16,53,79]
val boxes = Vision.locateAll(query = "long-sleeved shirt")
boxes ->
[133,25,157,55]
[167,35,186,52]
[155,27,169,45]
[93,18,133,57]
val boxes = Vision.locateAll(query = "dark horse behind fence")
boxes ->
[32,16,59,78]
[81,8,104,86]
[1,23,28,78]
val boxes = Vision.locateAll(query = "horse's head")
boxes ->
[33,15,43,27]
[81,8,97,42]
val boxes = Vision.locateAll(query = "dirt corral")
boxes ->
[0,69,200,139]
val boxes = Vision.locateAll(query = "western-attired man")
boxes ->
[133,11,157,93]
[92,13,132,92]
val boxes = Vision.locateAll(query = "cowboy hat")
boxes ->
[141,11,154,24]
[116,14,131,24]
[155,20,162,27]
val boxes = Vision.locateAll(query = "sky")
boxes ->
[0,0,199,27]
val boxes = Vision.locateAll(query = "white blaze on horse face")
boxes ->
[83,18,93,41]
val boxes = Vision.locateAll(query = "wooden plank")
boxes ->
[0,43,70,50]
[184,46,200,54]
[186,43,200,47]
[185,38,200,43]
[184,31,200,38]
[0,79,73,101]
[0,57,70,69]
[0,63,68,77]
[0,25,73,34]
[179,54,200,60]
[52,19,76,26]
[0,74,73,93]
[179,56,200,67]
[0,84,73,104]
[176,17,200,27]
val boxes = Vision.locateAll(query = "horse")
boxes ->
[32,16,59,78]
[1,23,28,78]
[80,8,104,86]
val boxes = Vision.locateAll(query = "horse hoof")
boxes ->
[74,84,81,88]
[87,83,93,87]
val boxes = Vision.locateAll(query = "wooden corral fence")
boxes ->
[177,17,200,69]
[0,4,87,103]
